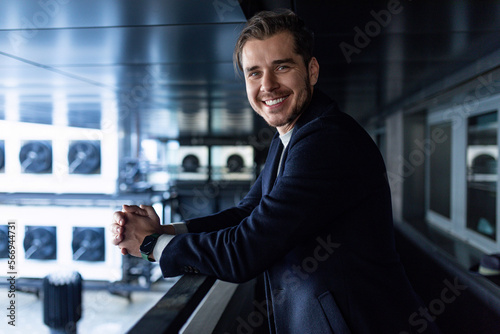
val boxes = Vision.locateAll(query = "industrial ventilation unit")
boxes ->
[170,146,209,181]
[211,146,254,181]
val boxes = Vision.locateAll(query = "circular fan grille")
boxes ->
[0,226,8,258]
[68,141,101,174]
[19,141,52,173]
[227,154,244,173]
[72,227,105,262]
[23,226,57,260]
[182,154,200,173]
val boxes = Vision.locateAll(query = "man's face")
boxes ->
[241,31,319,135]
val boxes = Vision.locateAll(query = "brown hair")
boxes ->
[233,9,314,72]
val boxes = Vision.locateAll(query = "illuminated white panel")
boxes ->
[0,205,122,281]
[0,120,118,194]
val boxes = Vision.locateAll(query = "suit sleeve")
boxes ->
[160,115,378,283]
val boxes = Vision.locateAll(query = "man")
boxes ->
[112,9,439,334]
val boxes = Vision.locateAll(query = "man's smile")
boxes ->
[263,95,290,107]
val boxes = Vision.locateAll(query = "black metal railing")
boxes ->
[127,275,216,334]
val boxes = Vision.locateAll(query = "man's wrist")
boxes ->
[140,233,161,262]
[171,222,188,234]
[159,224,176,235]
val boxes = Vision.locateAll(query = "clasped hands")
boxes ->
[110,204,174,258]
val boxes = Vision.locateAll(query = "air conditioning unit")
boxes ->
[467,145,498,182]
[0,121,118,194]
[0,205,122,281]
[211,146,254,181]
[168,146,209,181]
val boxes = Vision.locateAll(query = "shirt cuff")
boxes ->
[153,234,175,262]
[171,222,189,234]
[151,222,188,261]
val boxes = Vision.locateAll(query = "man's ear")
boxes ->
[308,57,320,86]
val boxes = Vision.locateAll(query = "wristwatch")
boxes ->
[140,233,160,262]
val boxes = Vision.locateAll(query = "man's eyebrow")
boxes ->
[244,58,297,73]
[245,65,260,73]
[272,58,296,65]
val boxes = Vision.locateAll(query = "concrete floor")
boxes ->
[0,279,177,334]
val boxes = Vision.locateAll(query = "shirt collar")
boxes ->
[279,128,293,149]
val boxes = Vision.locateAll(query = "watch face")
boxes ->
[140,235,156,254]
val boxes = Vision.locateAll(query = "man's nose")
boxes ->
[260,71,279,92]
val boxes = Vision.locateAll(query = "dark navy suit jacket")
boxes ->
[160,90,439,333]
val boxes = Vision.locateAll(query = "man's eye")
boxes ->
[277,65,288,71]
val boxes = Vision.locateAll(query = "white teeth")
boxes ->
[264,97,287,106]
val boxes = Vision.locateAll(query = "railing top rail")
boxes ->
[127,275,216,334]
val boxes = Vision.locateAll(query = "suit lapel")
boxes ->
[260,90,336,196]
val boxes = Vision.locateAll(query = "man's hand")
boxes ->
[110,205,174,258]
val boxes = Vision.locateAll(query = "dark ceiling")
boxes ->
[1,0,500,149]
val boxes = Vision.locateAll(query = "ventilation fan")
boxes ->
[182,154,200,173]
[0,141,4,171]
[173,146,209,180]
[472,154,497,175]
[0,225,8,258]
[24,226,57,260]
[68,141,101,174]
[19,141,52,173]
[227,154,245,173]
[72,227,105,262]
[210,146,254,180]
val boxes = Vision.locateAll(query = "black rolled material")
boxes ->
[43,271,83,334]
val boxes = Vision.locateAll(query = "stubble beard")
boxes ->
[259,77,313,129]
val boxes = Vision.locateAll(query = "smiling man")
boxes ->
[111,9,440,334]
[241,31,318,135]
